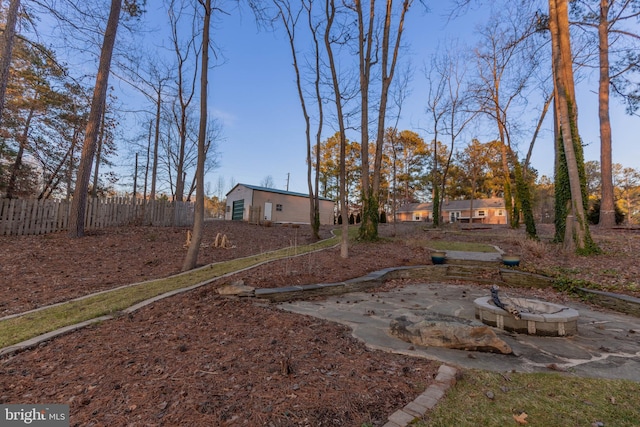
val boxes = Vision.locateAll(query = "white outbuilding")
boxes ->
[225,184,335,225]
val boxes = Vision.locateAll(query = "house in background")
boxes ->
[225,183,335,225]
[396,197,507,225]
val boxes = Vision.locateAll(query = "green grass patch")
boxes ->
[418,370,640,427]
[427,241,498,253]
[0,234,340,348]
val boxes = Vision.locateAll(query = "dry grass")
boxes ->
[517,237,552,259]
[420,370,640,427]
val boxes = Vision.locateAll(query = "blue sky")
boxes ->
[127,1,639,196]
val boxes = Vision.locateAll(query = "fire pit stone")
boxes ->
[474,296,579,337]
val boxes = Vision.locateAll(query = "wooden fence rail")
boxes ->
[0,198,194,236]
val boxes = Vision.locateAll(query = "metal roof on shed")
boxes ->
[226,184,334,202]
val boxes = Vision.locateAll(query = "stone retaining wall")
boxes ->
[246,265,639,319]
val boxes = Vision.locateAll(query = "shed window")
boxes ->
[276,204,283,212]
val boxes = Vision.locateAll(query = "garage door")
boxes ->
[232,199,244,220]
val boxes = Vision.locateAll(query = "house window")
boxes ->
[276,204,283,212]
[415,215,420,221]
[497,210,503,216]
[450,211,460,222]
[477,210,486,217]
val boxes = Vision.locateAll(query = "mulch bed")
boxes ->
[1,221,638,426]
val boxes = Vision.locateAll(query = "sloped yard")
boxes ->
[0,221,638,425]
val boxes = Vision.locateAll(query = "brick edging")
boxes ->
[383,364,458,427]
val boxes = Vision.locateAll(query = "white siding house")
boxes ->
[225,184,335,225]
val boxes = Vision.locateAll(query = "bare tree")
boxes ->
[261,174,275,188]
[425,42,477,227]
[168,0,200,203]
[184,121,221,200]
[272,0,325,240]
[183,0,213,271]
[113,56,173,202]
[324,0,349,258]
[355,0,413,241]
[424,54,447,227]
[472,3,541,230]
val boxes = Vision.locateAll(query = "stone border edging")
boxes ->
[249,265,639,319]
[383,364,458,427]
[576,287,640,317]
[0,316,113,357]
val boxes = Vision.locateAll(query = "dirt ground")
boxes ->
[0,221,639,426]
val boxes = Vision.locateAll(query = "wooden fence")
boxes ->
[0,198,194,236]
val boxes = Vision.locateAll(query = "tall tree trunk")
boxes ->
[150,87,162,200]
[356,0,375,240]
[0,0,20,126]
[183,0,211,271]
[325,0,348,258]
[148,86,162,224]
[143,119,151,202]
[548,0,597,253]
[365,0,411,241]
[6,106,33,199]
[91,103,107,198]
[598,0,615,228]
[277,0,322,240]
[168,1,198,206]
[68,0,122,237]
[175,115,187,202]
[495,107,514,228]
[66,126,79,201]
[309,1,323,240]
[133,152,138,198]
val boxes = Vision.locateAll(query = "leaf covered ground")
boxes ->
[0,221,638,426]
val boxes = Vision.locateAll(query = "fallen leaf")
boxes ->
[513,412,528,425]
[546,363,565,372]
[610,396,616,404]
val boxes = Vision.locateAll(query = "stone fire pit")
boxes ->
[474,296,579,336]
